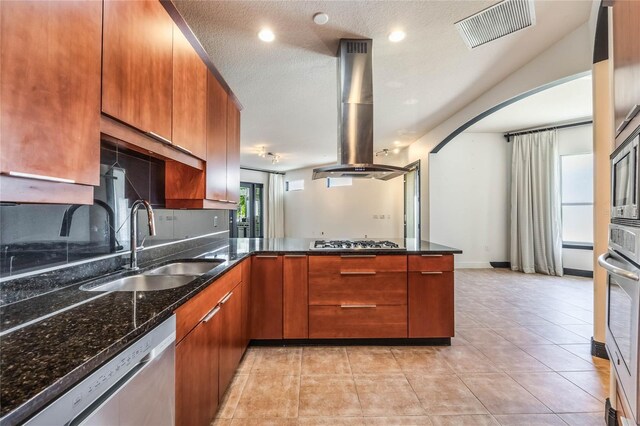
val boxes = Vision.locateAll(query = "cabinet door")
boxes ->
[206,73,228,201]
[218,286,243,398]
[226,98,241,203]
[241,259,252,350]
[176,311,220,426]
[613,0,640,142]
[408,271,454,338]
[0,0,101,186]
[102,0,173,141]
[283,255,309,339]
[172,24,207,159]
[251,255,284,339]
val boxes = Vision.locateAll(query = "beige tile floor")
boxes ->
[213,269,610,426]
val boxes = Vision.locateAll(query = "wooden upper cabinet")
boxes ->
[102,0,173,141]
[612,0,640,143]
[206,73,229,201]
[0,1,101,192]
[226,98,241,203]
[172,24,207,159]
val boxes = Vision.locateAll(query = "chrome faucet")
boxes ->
[129,200,156,270]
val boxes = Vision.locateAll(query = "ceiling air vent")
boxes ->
[455,0,536,49]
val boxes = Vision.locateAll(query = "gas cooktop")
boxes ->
[309,240,404,250]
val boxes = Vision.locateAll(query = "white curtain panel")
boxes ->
[510,130,563,276]
[267,173,285,238]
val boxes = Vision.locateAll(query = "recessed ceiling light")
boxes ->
[313,12,329,25]
[388,30,406,42]
[393,140,402,146]
[258,28,275,42]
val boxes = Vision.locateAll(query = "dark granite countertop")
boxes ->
[0,237,460,425]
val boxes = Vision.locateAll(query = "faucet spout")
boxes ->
[129,199,156,270]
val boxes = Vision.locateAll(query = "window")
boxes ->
[327,177,353,188]
[561,153,593,244]
[286,180,304,191]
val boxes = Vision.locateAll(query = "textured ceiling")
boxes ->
[174,0,592,172]
[468,75,593,133]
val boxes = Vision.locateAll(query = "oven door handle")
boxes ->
[598,251,640,281]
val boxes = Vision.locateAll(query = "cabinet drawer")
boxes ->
[309,255,407,273]
[175,265,241,342]
[309,305,407,338]
[309,271,407,305]
[408,254,454,272]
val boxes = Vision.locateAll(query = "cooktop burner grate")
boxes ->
[310,240,404,250]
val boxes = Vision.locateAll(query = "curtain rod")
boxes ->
[240,166,285,175]
[504,120,593,141]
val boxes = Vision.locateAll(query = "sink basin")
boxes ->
[143,260,223,276]
[81,274,196,292]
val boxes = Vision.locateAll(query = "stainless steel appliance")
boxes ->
[599,224,640,423]
[312,39,409,181]
[310,240,403,250]
[25,315,176,426]
[611,134,639,221]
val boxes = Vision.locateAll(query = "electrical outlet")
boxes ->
[214,216,218,227]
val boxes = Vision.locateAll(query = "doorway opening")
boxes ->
[231,182,264,238]
[404,160,421,240]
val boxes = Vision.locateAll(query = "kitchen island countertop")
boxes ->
[0,237,460,425]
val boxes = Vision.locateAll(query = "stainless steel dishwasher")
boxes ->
[26,315,176,426]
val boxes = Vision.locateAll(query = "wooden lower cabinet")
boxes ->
[309,305,407,338]
[175,309,220,426]
[240,259,252,350]
[251,255,283,339]
[408,271,454,337]
[218,284,243,398]
[283,255,309,339]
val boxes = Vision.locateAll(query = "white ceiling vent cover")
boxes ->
[455,0,536,49]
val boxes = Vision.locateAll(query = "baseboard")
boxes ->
[591,337,610,360]
[249,338,451,346]
[490,261,511,268]
[564,268,594,278]
[455,262,493,269]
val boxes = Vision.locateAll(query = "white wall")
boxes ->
[429,133,511,268]
[407,23,592,240]
[283,166,405,239]
[429,126,594,272]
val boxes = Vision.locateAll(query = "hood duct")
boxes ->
[312,39,409,181]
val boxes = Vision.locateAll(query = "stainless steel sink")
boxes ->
[143,260,223,276]
[80,274,196,292]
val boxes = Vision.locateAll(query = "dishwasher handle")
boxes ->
[598,251,640,281]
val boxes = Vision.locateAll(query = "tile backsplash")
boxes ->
[0,142,229,278]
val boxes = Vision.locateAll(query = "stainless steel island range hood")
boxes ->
[312,39,409,181]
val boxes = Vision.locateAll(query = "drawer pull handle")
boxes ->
[341,255,376,258]
[146,131,172,145]
[421,254,443,257]
[173,144,193,155]
[202,306,221,323]
[340,304,377,309]
[256,255,279,259]
[8,171,75,184]
[218,291,233,305]
[284,254,306,258]
[421,271,443,275]
[340,271,377,275]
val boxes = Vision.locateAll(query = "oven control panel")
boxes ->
[611,224,640,262]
